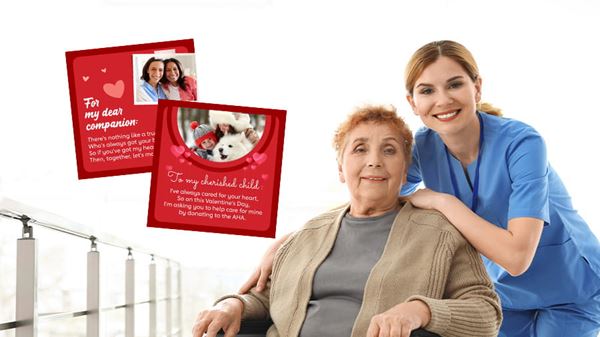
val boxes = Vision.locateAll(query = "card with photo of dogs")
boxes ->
[147,100,286,238]
[66,39,195,179]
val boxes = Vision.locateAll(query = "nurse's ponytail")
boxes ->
[477,102,503,117]
[406,40,504,117]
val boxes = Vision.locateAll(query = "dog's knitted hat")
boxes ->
[209,110,252,132]
[190,122,217,149]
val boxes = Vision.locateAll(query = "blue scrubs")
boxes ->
[401,112,600,336]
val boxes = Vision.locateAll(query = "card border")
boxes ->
[65,39,195,179]
[147,99,287,238]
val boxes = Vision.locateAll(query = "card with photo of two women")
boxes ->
[66,39,286,238]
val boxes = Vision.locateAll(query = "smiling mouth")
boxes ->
[434,109,461,121]
[220,154,228,160]
[362,177,387,182]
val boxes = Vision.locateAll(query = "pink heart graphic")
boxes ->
[250,164,257,170]
[183,151,192,158]
[166,165,173,170]
[252,153,267,165]
[82,76,90,82]
[103,80,124,98]
[246,157,254,164]
[261,174,269,180]
[178,158,185,164]
[170,145,185,158]
[187,161,192,166]
[101,68,107,73]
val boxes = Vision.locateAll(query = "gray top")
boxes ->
[299,207,399,337]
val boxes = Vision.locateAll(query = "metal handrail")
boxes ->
[0,197,178,266]
[0,196,183,337]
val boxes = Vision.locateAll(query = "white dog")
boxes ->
[212,133,253,162]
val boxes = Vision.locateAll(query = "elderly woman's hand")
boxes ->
[192,298,243,337]
[407,188,451,211]
[366,300,431,337]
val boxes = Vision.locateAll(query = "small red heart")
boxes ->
[166,165,173,170]
[82,76,90,82]
[252,152,267,165]
[250,164,257,170]
[170,145,185,157]
[183,151,192,158]
[261,174,269,180]
[178,158,185,164]
[246,157,254,164]
[101,68,107,73]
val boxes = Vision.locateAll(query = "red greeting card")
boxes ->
[66,39,196,179]
[147,100,286,238]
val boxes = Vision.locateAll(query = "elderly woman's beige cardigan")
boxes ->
[222,201,502,337]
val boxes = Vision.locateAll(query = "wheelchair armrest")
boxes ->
[218,319,441,337]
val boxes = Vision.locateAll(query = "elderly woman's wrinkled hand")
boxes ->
[366,300,431,337]
[192,298,243,337]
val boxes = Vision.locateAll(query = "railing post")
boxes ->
[16,216,37,337]
[125,248,135,337]
[87,237,100,337]
[149,255,157,337]
[166,261,172,336]
[177,265,182,337]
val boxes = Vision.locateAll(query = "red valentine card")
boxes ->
[66,39,196,179]
[148,100,286,238]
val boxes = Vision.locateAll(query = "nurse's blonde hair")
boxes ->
[405,40,503,117]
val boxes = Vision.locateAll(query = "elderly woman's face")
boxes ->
[338,122,406,206]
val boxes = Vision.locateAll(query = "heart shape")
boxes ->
[183,151,192,158]
[101,68,107,73]
[246,157,254,164]
[82,76,90,82]
[252,153,267,165]
[103,80,124,98]
[170,145,186,158]
[250,164,257,170]
[166,165,173,171]
[261,174,269,180]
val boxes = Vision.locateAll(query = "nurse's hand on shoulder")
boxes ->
[408,188,450,210]
[366,300,431,337]
[192,298,243,337]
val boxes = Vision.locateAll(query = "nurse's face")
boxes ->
[147,61,164,86]
[406,56,482,138]
[165,62,181,84]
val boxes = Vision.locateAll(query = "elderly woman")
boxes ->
[192,105,502,337]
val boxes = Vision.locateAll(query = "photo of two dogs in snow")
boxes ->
[176,107,265,163]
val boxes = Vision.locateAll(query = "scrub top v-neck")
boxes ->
[401,111,600,309]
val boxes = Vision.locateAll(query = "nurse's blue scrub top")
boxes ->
[401,112,600,310]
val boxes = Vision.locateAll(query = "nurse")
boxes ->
[240,40,600,337]
[401,40,600,337]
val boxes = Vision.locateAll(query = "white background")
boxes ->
[1,0,600,333]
